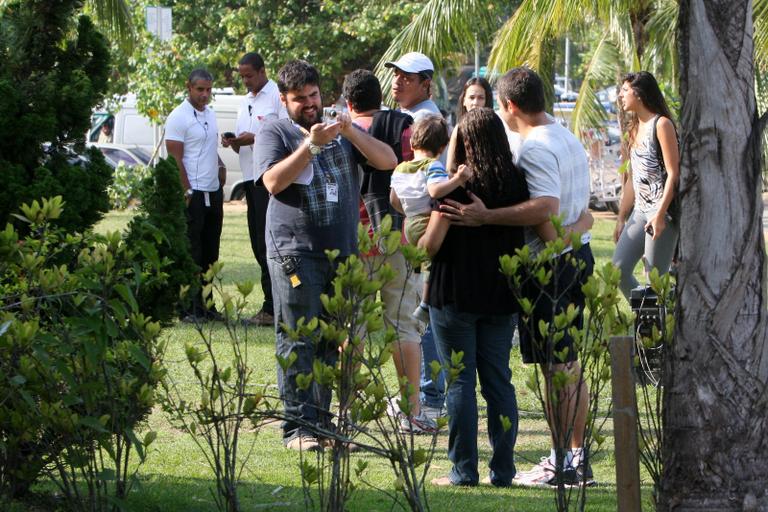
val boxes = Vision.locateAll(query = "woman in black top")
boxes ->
[419,108,528,487]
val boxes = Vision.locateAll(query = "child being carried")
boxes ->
[390,114,470,322]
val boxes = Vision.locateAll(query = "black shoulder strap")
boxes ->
[652,115,663,170]
[652,115,679,171]
[652,115,681,222]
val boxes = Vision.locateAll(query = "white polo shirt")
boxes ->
[235,80,287,181]
[165,99,220,192]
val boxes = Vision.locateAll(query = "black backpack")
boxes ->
[360,110,413,233]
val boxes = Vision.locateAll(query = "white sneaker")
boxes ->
[513,457,557,487]
[399,412,438,434]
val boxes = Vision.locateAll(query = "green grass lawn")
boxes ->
[15,207,656,511]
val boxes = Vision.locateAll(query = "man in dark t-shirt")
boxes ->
[254,60,396,451]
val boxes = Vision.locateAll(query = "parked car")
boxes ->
[87,143,153,168]
[554,84,579,102]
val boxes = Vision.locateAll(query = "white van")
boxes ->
[90,93,248,201]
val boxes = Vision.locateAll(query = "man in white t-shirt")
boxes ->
[441,67,595,487]
[165,68,227,321]
[222,52,288,326]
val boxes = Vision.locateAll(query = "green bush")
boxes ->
[126,156,199,324]
[0,197,164,506]
[0,1,112,233]
[107,162,153,209]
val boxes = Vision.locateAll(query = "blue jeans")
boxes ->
[430,305,519,486]
[268,255,338,443]
[420,323,446,409]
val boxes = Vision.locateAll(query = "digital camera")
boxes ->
[322,107,339,125]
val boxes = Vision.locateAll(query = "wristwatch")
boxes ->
[307,140,323,156]
[185,188,194,197]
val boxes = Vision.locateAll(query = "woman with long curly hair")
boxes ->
[613,71,680,298]
[419,108,528,487]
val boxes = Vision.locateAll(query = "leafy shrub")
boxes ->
[0,197,165,507]
[500,221,631,511]
[125,156,199,324]
[162,266,275,512]
[107,162,152,209]
[0,1,112,232]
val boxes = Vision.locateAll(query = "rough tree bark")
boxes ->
[661,0,768,510]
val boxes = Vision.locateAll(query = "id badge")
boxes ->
[326,183,338,203]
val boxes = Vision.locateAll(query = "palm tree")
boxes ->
[373,0,507,107]
[84,0,135,49]
[380,0,768,136]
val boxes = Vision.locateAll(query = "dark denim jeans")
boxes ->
[420,323,446,409]
[430,304,519,486]
[268,255,338,443]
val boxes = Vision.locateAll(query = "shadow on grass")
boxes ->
[12,471,621,512]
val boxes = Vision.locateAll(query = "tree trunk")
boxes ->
[661,1,768,510]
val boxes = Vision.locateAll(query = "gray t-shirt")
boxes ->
[515,122,591,253]
[400,99,441,122]
[255,119,362,258]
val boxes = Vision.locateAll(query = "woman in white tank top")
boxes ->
[612,71,680,299]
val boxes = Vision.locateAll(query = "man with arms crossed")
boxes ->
[255,60,396,451]
[442,67,595,486]
[166,68,227,321]
[222,52,287,326]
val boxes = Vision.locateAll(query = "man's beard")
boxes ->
[292,107,320,130]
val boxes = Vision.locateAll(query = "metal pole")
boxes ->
[564,37,570,96]
[474,35,480,77]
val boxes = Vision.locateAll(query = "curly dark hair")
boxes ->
[342,69,382,112]
[277,60,319,94]
[454,108,519,208]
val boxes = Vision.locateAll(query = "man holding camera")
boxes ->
[166,68,227,321]
[255,60,396,451]
[222,52,287,326]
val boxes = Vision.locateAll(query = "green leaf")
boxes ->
[80,416,109,433]
[127,343,151,371]
[144,431,158,447]
[114,283,139,312]
[276,352,297,371]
